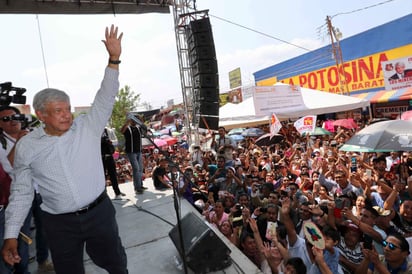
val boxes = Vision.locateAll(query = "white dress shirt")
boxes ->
[5,67,119,239]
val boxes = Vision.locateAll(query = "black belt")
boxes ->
[64,191,107,216]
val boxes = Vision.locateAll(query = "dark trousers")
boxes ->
[102,155,122,195]
[32,192,50,264]
[41,195,128,274]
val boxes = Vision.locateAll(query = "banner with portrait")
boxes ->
[382,56,412,90]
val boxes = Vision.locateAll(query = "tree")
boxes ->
[109,85,140,146]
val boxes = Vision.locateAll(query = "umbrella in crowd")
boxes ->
[159,135,178,145]
[333,118,358,129]
[254,133,284,147]
[302,127,332,136]
[230,134,245,143]
[241,127,265,137]
[153,138,168,147]
[340,120,412,152]
[171,131,183,137]
[228,128,245,135]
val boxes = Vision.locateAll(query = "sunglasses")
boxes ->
[382,240,400,250]
[0,116,13,122]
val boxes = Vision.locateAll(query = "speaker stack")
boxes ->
[169,212,232,273]
[186,17,219,130]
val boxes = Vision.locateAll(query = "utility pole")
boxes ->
[326,16,349,96]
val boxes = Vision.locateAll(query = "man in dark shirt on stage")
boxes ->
[121,115,145,194]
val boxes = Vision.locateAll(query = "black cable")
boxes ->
[209,14,312,52]
[331,0,396,19]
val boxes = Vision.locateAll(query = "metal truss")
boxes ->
[172,1,210,144]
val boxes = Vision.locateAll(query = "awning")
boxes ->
[353,87,412,103]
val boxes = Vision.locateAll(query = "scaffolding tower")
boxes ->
[172,1,212,145]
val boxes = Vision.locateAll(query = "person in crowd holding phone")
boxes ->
[319,169,363,197]
[255,203,281,244]
[355,233,412,274]
[342,205,386,255]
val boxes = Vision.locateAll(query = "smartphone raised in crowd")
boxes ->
[363,234,373,250]
[365,169,372,179]
[350,155,357,173]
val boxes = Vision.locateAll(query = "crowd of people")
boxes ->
[0,23,411,274]
[142,123,412,274]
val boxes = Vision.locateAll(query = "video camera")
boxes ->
[0,82,26,106]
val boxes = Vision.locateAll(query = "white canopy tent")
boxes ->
[219,97,269,129]
[219,84,370,129]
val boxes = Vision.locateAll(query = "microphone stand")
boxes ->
[142,131,189,274]
[128,114,191,273]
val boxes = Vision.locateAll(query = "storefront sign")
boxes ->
[256,44,412,93]
[375,105,409,118]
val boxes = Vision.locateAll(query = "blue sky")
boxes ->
[0,0,410,110]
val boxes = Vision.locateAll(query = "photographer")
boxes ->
[207,155,227,201]
[190,144,203,166]
[210,127,236,165]
[0,105,34,273]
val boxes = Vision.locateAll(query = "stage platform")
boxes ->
[28,179,262,274]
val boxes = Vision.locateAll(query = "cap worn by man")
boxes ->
[373,206,391,217]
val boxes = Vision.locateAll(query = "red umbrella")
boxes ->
[154,138,168,147]
[160,135,178,145]
[333,118,358,129]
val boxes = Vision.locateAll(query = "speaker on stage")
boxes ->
[195,88,219,102]
[186,17,220,130]
[198,116,219,130]
[168,212,231,273]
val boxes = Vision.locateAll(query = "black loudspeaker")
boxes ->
[168,212,231,273]
[198,116,219,130]
[199,101,219,116]
[195,88,219,102]
[186,17,219,127]
[194,74,219,88]
[191,59,217,76]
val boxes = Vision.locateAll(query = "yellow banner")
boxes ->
[256,44,412,93]
[229,67,242,89]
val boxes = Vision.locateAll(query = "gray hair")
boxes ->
[395,61,405,68]
[33,88,70,112]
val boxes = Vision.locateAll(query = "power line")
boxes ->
[209,14,313,52]
[331,0,396,19]
[36,15,50,88]
[317,0,397,40]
